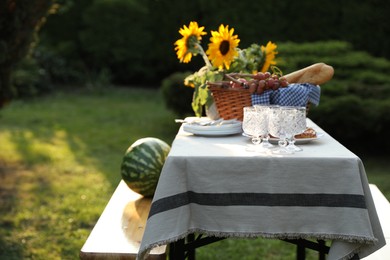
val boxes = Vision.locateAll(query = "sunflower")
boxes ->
[206,24,240,70]
[174,21,207,63]
[260,41,278,72]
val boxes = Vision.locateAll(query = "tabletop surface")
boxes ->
[137,118,385,260]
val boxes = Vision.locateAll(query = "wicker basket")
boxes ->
[208,85,252,121]
[209,85,312,121]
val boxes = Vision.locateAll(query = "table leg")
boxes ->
[187,233,195,260]
[169,234,226,259]
[296,243,306,260]
[169,238,185,259]
[350,254,360,259]
[170,236,333,259]
[318,240,326,260]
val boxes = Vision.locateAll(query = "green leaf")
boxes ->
[191,84,203,117]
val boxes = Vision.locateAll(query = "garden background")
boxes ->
[1,0,390,259]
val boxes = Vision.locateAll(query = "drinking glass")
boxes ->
[242,106,266,152]
[286,106,307,152]
[254,104,274,149]
[268,106,293,155]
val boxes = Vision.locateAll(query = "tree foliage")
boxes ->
[35,0,390,87]
[0,0,54,107]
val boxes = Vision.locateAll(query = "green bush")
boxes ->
[11,57,51,98]
[33,46,87,85]
[278,41,390,84]
[79,0,153,84]
[310,97,390,154]
[160,71,194,117]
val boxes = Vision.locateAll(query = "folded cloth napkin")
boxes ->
[251,83,321,107]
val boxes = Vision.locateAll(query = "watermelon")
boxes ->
[121,137,170,197]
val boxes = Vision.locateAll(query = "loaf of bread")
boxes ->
[284,63,334,85]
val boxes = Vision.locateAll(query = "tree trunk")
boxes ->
[0,66,13,108]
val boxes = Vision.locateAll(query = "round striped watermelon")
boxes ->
[121,137,170,197]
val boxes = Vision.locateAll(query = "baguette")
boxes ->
[284,63,334,85]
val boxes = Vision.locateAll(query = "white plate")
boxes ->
[183,121,243,136]
[269,132,324,144]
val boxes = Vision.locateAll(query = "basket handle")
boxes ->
[284,63,334,85]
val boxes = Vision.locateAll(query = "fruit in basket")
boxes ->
[279,77,289,87]
[220,72,289,94]
[248,80,258,92]
[231,78,247,89]
[121,137,171,197]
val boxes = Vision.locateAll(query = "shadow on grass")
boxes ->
[0,236,24,260]
[3,87,179,189]
[0,161,27,259]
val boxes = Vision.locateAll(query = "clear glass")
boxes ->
[254,104,274,150]
[286,106,307,152]
[242,106,267,152]
[268,106,293,155]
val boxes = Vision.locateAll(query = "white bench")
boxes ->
[362,184,390,260]
[79,180,166,259]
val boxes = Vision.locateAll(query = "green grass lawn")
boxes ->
[0,87,389,259]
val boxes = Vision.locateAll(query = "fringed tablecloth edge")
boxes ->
[136,228,378,260]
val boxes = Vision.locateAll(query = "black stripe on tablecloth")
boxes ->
[148,191,366,219]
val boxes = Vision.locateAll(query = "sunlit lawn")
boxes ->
[0,87,178,259]
[0,87,388,259]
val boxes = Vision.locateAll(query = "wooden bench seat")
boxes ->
[79,180,166,259]
[362,184,390,259]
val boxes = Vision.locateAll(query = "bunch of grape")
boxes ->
[225,72,289,94]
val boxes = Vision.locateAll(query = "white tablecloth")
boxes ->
[137,119,385,260]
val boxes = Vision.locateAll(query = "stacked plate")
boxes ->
[182,119,242,136]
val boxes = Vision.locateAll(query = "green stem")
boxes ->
[195,43,212,69]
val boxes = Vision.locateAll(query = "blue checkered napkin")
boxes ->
[251,83,321,107]
[251,90,273,105]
